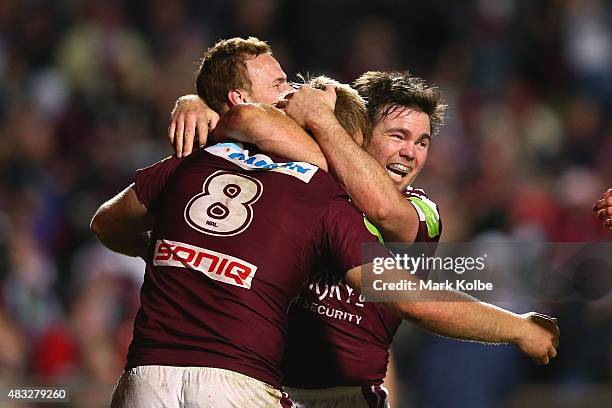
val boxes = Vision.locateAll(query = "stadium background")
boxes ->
[0,0,610,406]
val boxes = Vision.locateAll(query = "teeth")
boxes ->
[387,163,411,175]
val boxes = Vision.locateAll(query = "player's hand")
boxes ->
[277,85,337,130]
[516,312,560,365]
[593,188,612,230]
[168,95,220,158]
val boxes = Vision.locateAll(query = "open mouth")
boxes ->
[386,163,411,179]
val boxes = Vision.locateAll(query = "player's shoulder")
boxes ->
[311,171,348,198]
[202,142,349,205]
[203,142,323,184]
[137,154,181,173]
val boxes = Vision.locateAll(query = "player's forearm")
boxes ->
[392,293,525,345]
[214,104,328,169]
[91,224,150,258]
[307,117,419,241]
[347,265,557,363]
[91,208,151,258]
[90,186,154,258]
[347,265,524,344]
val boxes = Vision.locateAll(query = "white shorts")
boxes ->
[284,385,390,408]
[110,365,293,408]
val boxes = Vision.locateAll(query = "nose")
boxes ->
[281,82,293,94]
[399,142,416,160]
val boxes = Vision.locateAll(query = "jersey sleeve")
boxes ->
[404,188,442,278]
[322,196,391,276]
[405,189,442,244]
[133,155,183,212]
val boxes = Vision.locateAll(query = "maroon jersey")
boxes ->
[282,187,442,388]
[127,142,386,389]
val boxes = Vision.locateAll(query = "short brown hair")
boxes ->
[306,76,371,146]
[353,71,446,136]
[196,37,272,113]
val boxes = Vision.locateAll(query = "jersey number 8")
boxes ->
[185,171,263,236]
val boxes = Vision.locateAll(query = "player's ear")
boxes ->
[228,89,249,106]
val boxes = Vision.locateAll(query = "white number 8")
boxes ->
[185,171,263,236]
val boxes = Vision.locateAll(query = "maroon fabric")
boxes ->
[126,146,385,389]
[133,155,182,212]
[282,189,441,388]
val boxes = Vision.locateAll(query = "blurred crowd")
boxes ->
[0,0,610,406]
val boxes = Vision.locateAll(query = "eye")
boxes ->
[389,133,403,140]
[273,79,288,88]
[418,139,429,148]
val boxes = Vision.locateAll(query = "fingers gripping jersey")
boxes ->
[283,186,442,388]
[127,143,387,389]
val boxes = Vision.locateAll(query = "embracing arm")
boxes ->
[214,103,328,170]
[284,86,420,242]
[311,116,419,242]
[166,94,328,169]
[90,185,155,258]
[344,265,560,365]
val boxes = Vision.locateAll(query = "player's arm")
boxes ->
[90,185,154,258]
[168,95,220,158]
[593,188,612,230]
[166,94,328,170]
[282,85,420,242]
[91,155,181,258]
[344,265,560,365]
[212,103,328,170]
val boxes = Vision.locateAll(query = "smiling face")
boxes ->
[365,106,431,191]
[243,54,292,104]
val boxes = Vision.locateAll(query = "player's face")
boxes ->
[365,107,431,191]
[244,54,292,104]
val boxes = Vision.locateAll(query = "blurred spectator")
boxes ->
[564,0,612,105]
